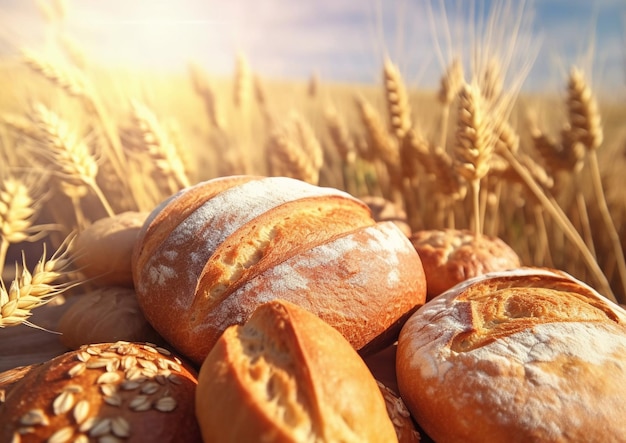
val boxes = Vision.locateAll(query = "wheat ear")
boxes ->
[437,58,464,149]
[266,112,324,185]
[454,82,493,233]
[123,99,191,193]
[189,62,226,130]
[233,52,252,112]
[0,176,57,271]
[383,59,412,142]
[31,102,115,217]
[567,68,626,301]
[0,234,77,328]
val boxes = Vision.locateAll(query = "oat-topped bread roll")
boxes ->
[195,299,398,442]
[0,342,202,442]
[132,175,426,364]
[72,211,148,287]
[409,229,520,300]
[397,267,626,442]
[57,287,164,349]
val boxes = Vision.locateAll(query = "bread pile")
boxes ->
[3,175,625,442]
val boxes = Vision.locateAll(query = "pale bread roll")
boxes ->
[0,342,202,442]
[133,176,426,365]
[409,229,521,299]
[397,267,626,442]
[73,211,148,287]
[57,287,164,349]
[195,299,398,442]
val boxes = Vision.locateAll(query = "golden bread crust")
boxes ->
[397,267,626,443]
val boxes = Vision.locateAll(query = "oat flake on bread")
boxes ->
[396,267,626,443]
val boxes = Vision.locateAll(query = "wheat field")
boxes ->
[1,0,626,332]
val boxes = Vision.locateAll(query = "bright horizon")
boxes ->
[1,0,625,96]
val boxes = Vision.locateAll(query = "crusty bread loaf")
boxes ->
[133,176,426,364]
[0,342,202,442]
[397,267,626,442]
[195,299,398,442]
[409,229,521,299]
[57,287,164,349]
[72,211,148,287]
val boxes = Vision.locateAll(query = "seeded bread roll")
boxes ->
[397,268,626,442]
[409,229,521,300]
[57,287,164,349]
[0,342,202,443]
[195,299,398,442]
[133,176,426,364]
[72,211,148,287]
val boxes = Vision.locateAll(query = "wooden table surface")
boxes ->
[0,296,75,372]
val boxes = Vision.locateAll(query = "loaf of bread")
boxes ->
[72,211,148,287]
[0,341,202,442]
[397,267,626,442]
[195,299,398,442]
[132,176,426,364]
[57,287,164,349]
[409,229,521,299]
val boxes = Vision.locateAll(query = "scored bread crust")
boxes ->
[409,229,521,299]
[0,342,202,443]
[397,267,626,443]
[133,176,426,365]
[195,299,398,443]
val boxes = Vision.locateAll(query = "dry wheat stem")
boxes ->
[0,234,78,327]
[437,58,464,149]
[587,149,626,301]
[498,147,616,302]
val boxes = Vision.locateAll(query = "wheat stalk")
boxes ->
[355,95,399,167]
[31,102,115,217]
[0,235,77,328]
[122,99,191,194]
[188,62,226,130]
[383,59,412,142]
[0,175,57,271]
[22,49,89,101]
[233,52,252,112]
[266,112,324,185]
[437,58,464,149]
[567,68,626,301]
[454,82,494,233]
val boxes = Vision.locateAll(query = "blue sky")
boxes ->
[1,0,624,94]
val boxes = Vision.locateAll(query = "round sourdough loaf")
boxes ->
[0,342,202,442]
[409,229,521,300]
[57,287,164,349]
[396,267,626,443]
[195,299,398,442]
[132,176,426,364]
